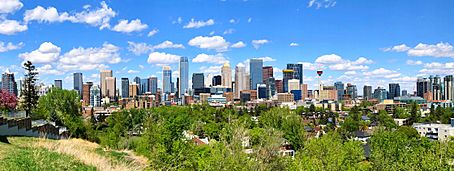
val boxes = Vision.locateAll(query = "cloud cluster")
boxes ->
[127,41,185,55]
[363,68,401,78]
[384,42,454,58]
[19,42,61,64]
[0,0,23,14]
[188,35,229,52]
[112,19,148,33]
[315,54,372,71]
[0,41,23,52]
[251,39,269,49]
[0,19,28,35]
[147,52,181,65]
[231,41,246,48]
[308,0,336,9]
[183,18,214,29]
[192,53,228,64]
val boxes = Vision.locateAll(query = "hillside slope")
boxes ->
[0,137,148,171]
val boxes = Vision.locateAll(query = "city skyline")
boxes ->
[1,0,454,93]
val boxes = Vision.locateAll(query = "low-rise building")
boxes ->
[413,119,454,141]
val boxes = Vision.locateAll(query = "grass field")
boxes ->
[0,137,148,171]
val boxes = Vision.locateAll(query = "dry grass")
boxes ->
[34,138,148,171]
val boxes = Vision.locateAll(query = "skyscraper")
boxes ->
[1,70,18,96]
[205,73,213,87]
[54,80,62,89]
[257,84,267,99]
[286,63,303,84]
[150,77,158,94]
[402,90,408,96]
[129,82,139,97]
[444,75,453,101]
[275,80,283,93]
[288,79,300,92]
[212,75,222,86]
[363,85,372,100]
[374,87,388,102]
[140,78,149,93]
[100,70,113,97]
[265,77,276,98]
[250,58,263,90]
[192,73,205,89]
[235,63,246,99]
[179,57,189,98]
[221,62,232,88]
[90,85,101,107]
[388,83,401,99]
[417,77,430,98]
[346,83,357,99]
[73,72,83,98]
[262,66,273,83]
[282,69,294,93]
[162,66,172,94]
[121,78,129,98]
[334,81,344,101]
[105,77,116,99]
[83,82,93,106]
[433,75,442,101]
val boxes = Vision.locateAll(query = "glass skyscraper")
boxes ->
[286,63,303,84]
[150,77,158,94]
[73,72,83,98]
[388,83,401,99]
[192,73,205,89]
[179,57,189,99]
[249,58,263,90]
[121,78,129,98]
[334,81,344,101]
[163,66,172,94]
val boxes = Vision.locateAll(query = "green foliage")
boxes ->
[393,107,410,119]
[21,61,39,117]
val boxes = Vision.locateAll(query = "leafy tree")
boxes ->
[408,102,420,124]
[396,126,419,139]
[376,110,397,129]
[393,107,410,119]
[21,61,39,117]
[0,89,17,112]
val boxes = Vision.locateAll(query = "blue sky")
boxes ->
[1,0,454,94]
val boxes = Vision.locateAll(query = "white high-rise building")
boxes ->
[222,62,232,88]
[100,70,112,97]
[205,73,213,87]
[235,63,246,98]
[288,79,300,92]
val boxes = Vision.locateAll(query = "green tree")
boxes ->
[21,61,39,117]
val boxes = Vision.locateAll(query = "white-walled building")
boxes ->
[413,119,454,141]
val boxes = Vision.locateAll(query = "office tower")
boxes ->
[73,73,83,98]
[402,90,408,96]
[140,78,149,94]
[334,81,344,101]
[54,80,62,89]
[162,66,172,94]
[179,57,189,98]
[282,69,294,93]
[346,83,357,99]
[287,63,303,84]
[150,77,158,94]
[444,75,453,100]
[250,58,263,90]
[257,84,268,99]
[192,73,205,89]
[82,82,93,106]
[90,85,101,107]
[105,77,116,99]
[235,63,246,98]
[275,80,283,93]
[100,70,113,97]
[205,73,213,87]
[262,66,273,83]
[121,78,129,98]
[301,84,308,99]
[212,75,222,86]
[388,83,401,99]
[129,82,139,97]
[1,70,18,96]
[265,77,276,98]
[373,87,388,102]
[433,75,442,101]
[363,85,372,100]
[245,74,251,90]
[221,62,232,89]
[288,79,300,92]
[416,77,430,98]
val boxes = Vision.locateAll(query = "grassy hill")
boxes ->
[0,137,148,171]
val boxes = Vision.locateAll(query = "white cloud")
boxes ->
[19,42,61,64]
[0,41,23,52]
[199,65,222,75]
[315,54,343,64]
[229,19,235,23]
[24,6,74,23]
[329,63,368,71]
[0,0,23,14]
[391,76,417,83]
[183,18,214,29]
[36,64,64,75]
[289,42,299,47]
[24,1,116,30]
[408,42,454,58]
[112,19,148,33]
[127,69,139,74]
[363,68,401,78]
[58,43,121,71]
[382,44,410,52]
[384,42,454,58]
[147,29,158,37]
[406,60,423,65]
[247,17,252,23]
[353,57,373,65]
[153,40,184,49]
[0,19,27,35]
[344,71,357,75]
[188,35,229,52]
[231,41,246,48]
[172,17,182,24]
[254,56,276,62]
[127,42,153,55]
[252,39,269,49]
[192,53,227,64]
[308,0,336,9]
[147,52,181,64]
[298,62,318,70]
[223,28,234,35]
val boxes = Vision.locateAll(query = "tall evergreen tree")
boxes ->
[21,61,39,117]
